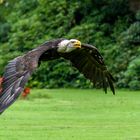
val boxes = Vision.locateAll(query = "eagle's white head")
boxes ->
[57,39,81,53]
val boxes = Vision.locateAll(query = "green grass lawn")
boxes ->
[0,89,140,140]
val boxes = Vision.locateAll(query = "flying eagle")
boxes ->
[0,38,115,114]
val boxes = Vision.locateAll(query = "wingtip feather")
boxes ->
[107,76,115,95]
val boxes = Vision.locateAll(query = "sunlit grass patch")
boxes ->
[0,89,140,140]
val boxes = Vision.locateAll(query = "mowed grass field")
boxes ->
[0,89,140,140]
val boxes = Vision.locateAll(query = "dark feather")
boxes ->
[0,39,63,114]
[0,39,115,114]
[61,43,115,94]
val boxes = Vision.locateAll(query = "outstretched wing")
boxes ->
[0,39,63,114]
[61,43,115,94]
[0,57,31,114]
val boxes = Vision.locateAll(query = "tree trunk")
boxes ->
[129,0,140,12]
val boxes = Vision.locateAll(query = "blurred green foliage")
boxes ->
[0,0,140,89]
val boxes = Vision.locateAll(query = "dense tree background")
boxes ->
[0,0,140,89]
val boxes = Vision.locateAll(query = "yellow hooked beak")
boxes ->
[73,40,81,48]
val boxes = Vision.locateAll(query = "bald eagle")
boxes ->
[0,38,115,114]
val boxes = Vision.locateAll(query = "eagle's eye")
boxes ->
[71,41,76,43]
[71,40,81,48]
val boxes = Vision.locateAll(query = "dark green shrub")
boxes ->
[0,0,139,90]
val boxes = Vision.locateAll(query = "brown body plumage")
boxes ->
[0,38,115,114]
